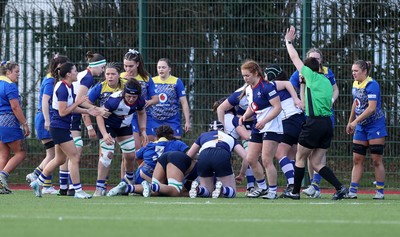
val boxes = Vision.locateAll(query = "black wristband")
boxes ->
[286,40,292,44]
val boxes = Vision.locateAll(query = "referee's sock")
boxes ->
[293,166,305,194]
[318,166,342,190]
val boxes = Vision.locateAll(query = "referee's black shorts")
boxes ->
[298,116,333,149]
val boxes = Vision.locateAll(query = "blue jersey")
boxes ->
[0,76,20,113]
[148,75,186,121]
[352,77,385,125]
[290,66,336,90]
[136,138,188,169]
[37,73,55,113]
[227,85,248,116]
[103,91,145,128]
[247,79,283,134]
[194,130,238,154]
[51,80,75,129]
[88,78,127,106]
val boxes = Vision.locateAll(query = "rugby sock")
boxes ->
[37,173,47,186]
[279,156,294,185]
[151,183,160,193]
[349,182,359,194]
[0,170,9,178]
[318,166,342,190]
[127,184,135,193]
[375,181,384,194]
[43,175,52,188]
[245,166,255,189]
[73,183,82,192]
[96,180,106,190]
[256,179,268,190]
[293,166,305,194]
[33,167,43,177]
[197,186,210,197]
[222,186,236,198]
[268,185,277,194]
[311,173,322,191]
[59,170,69,190]
[125,171,134,183]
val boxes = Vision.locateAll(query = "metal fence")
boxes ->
[1,0,399,188]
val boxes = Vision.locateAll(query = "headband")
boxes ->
[89,59,106,67]
[124,85,139,95]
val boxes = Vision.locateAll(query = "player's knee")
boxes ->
[119,137,135,153]
[167,178,182,193]
[352,143,367,156]
[369,144,384,155]
[100,140,114,167]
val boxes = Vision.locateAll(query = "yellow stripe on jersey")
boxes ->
[0,76,12,83]
[321,66,329,75]
[120,72,148,82]
[100,78,127,94]
[152,75,178,84]
[352,76,372,89]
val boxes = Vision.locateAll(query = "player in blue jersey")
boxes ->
[121,49,158,149]
[30,62,100,199]
[57,51,108,196]
[283,26,347,200]
[87,62,127,196]
[147,58,191,139]
[186,120,247,198]
[214,90,255,195]
[106,125,188,197]
[263,64,304,197]
[0,61,30,194]
[147,151,197,197]
[346,60,387,200]
[25,54,70,195]
[94,79,147,196]
[290,48,339,198]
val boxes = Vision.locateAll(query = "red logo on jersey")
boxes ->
[159,93,167,103]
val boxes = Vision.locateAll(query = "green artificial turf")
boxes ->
[1,191,400,237]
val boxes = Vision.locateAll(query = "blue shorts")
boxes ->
[250,132,282,143]
[147,113,182,136]
[134,163,155,184]
[281,113,305,146]
[0,127,24,143]
[197,148,233,177]
[50,127,73,144]
[70,115,82,131]
[131,112,153,135]
[35,112,52,140]
[354,117,387,141]
[98,125,133,139]
[0,113,24,143]
[157,151,192,174]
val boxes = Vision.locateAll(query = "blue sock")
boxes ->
[151,183,160,193]
[0,170,9,178]
[312,173,322,191]
[59,170,69,190]
[279,156,294,185]
[222,186,236,198]
[376,181,384,194]
[350,182,359,193]
[96,180,106,190]
[198,186,210,197]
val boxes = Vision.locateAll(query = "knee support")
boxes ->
[73,136,83,148]
[100,139,114,167]
[167,178,183,193]
[44,141,55,150]
[370,144,384,155]
[352,143,367,156]
[118,137,135,153]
